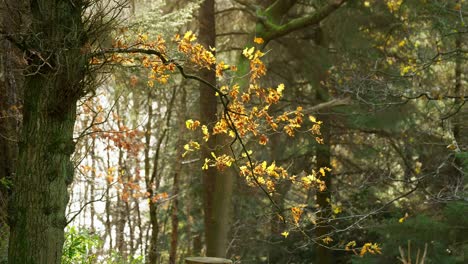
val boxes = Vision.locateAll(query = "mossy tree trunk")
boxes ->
[7,0,86,262]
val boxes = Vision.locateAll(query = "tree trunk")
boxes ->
[453,34,465,184]
[313,27,333,264]
[7,0,86,262]
[170,87,186,264]
[199,0,234,257]
[0,0,24,258]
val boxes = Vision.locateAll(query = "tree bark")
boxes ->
[313,26,333,264]
[170,87,186,264]
[0,0,24,258]
[199,0,234,257]
[7,0,86,262]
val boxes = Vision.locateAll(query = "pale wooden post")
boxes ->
[185,257,232,264]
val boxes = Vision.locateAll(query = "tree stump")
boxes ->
[185,257,232,264]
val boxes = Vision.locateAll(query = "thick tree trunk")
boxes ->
[7,0,86,262]
[0,0,24,258]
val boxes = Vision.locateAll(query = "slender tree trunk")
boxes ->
[314,27,333,264]
[90,138,96,232]
[453,33,465,188]
[148,201,159,263]
[116,140,127,258]
[199,0,234,257]
[106,139,114,250]
[169,87,186,264]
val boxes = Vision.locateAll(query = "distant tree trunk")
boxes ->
[199,0,234,257]
[7,0,86,262]
[106,139,114,250]
[116,112,127,258]
[148,87,176,263]
[90,138,97,232]
[170,87,186,264]
[453,34,465,182]
[145,94,160,264]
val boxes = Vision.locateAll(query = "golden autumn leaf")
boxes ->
[242,46,255,59]
[345,241,357,251]
[253,37,264,44]
[322,236,333,244]
[399,212,409,223]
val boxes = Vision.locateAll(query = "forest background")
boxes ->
[0,0,466,263]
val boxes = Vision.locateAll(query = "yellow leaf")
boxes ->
[242,46,255,59]
[183,31,196,42]
[398,40,406,47]
[291,207,303,224]
[399,212,409,223]
[281,231,289,238]
[309,115,317,123]
[345,241,356,251]
[332,204,342,214]
[259,134,268,145]
[202,158,210,170]
[319,168,326,177]
[447,143,457,150]
[277,83,285,95]
[185,119,193,129]
[322,236,333,244]
[202,125,210,142]
[253,37,264,44]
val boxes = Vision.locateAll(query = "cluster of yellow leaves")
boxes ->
[300,167,331,191]
[243,46,267,81]
[110,30,177,86]
[104,32,331,240]
[176,36,328,217]
[182,140,200,157]
[344,241,382,257]
[346,240,357,251]
[386,0,403,13]
[359,242,382,256]
[175,31,216,70]
[322,236,334,244]
[202,152,235,171]
[291,206,304,225]
[239,161,287,192]
[185,119,200,130]
[331,203,343,215]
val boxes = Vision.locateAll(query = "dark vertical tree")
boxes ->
[199,0,234,257]
[6,0,87,262]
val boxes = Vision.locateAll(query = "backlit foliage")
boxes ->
[88,31,382,256]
